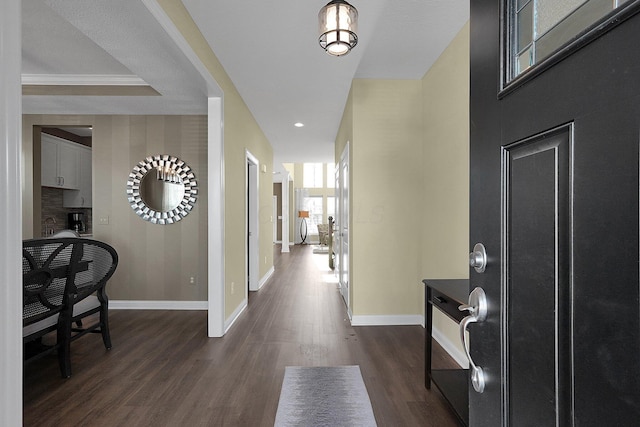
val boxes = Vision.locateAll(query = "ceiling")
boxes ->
[22,0,469,171]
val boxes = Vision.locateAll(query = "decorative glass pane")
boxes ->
[536,0,588,36]
[536,0,612,60]
[517,1,534,51]
[507,0,634,83]
[516,46,533,74]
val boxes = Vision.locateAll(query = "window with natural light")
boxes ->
[327,196,335,220]
[303,163,323,188]
[303,196,323,234]
[326,163,335,188]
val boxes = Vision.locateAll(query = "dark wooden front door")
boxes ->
[469,1,640,425]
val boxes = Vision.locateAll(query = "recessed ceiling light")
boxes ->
[294,122,304,127]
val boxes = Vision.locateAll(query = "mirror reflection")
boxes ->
[140,168,185,212]
[126,154,198,225]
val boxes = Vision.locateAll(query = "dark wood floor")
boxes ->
[24,244,461,426]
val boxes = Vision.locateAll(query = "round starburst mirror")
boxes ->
[126,155,198,224]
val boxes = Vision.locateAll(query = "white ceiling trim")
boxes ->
[141,0,222,98]
[23,0,210,115]
[22,74,149,86]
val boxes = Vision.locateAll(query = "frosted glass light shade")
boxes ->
[318,0,358,56]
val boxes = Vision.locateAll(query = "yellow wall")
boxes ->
[421,22,470,355]
[158,1,274,318]
[343,79,424,316]
[334,88,352,164]
[334,23,470,356]
[421,22,470,279]
[23,114,208,301]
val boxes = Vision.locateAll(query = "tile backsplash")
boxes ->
[41,187,92,236]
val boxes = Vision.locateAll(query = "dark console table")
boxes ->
[423,279,469,426]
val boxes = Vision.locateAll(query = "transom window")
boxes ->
[506,0,637,87]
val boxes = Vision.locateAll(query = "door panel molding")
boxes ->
[501,124,574,426]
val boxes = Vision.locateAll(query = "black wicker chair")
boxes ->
[23,238,118,378]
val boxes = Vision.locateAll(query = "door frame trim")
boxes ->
[1,0,23,423]
[338,142,350,312]
[246,149,259,293]
[207,97,225,337]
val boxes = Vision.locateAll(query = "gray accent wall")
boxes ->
[24,114,208,301]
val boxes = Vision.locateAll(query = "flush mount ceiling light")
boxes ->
[318,0,358,56]
[294,122,304,127]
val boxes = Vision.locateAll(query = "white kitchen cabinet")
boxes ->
[41,134,80,190]
[63,145,92,208]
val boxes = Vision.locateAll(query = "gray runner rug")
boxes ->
[274,365,377,427]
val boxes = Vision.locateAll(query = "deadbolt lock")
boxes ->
[469,243,487,273]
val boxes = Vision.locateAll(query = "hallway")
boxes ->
[23,244,460,426]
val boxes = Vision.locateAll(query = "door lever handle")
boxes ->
[458,303,476,315]
[459,287,487,393]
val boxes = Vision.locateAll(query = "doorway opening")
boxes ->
[246,150,259,297]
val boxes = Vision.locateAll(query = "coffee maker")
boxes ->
[68,212,85,233]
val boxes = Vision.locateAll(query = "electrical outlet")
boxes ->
[189,276,195,285]
[98,216,110,225]
[231,282,235,294]
[264,256,267,264]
